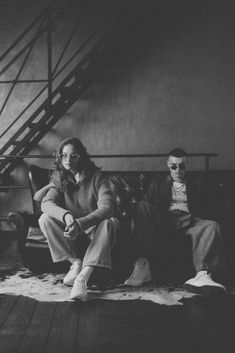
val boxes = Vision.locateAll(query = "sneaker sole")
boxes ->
[70,295,87,302]
[124,278,152,287]
[63,279,76,286]
[183,283,226,297]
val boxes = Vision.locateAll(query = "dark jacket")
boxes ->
[145,173,209,219]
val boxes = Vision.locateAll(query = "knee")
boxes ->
[99,218,120,232]
[38,213,52,228]
[205,220,223,240]
[207,220,221,232]
[96,218,119,244]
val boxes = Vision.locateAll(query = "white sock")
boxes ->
[76,266,94,283]
[70,258,82,267]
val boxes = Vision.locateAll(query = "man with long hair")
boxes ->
[38,137,119,301]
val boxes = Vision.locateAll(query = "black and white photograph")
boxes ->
[0,0,235,352]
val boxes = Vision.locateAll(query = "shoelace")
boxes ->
[74,277,87,287]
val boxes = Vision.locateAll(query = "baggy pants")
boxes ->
[132,201,227,276]
[39,214,119,270]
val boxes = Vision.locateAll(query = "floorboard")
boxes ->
[17,301,56,353]
[132,300,200,353]
[44,302,80,353]
[0,295,37,353]
[75,300,145,353]
[0,293,235,353]
[182,294,235,353]
[1,239,235,353]
[75,299,199,353]
[0,294,18,327]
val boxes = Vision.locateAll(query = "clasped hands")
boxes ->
[64,213,81,240]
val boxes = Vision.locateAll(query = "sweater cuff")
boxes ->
[63,212,72,223]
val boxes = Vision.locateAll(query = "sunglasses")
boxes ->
[59,153,80,161]
[169,163,186,170]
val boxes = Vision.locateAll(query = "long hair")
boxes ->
[51,137,98,191]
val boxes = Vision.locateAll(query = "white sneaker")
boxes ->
[184,270,226,296]
[63,262,82,286]
[70,278,87,301]
[124,257,152,286]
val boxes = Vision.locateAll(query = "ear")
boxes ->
[167,159,171,168]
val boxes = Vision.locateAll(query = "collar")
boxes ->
[74,173,80,184]
[167,174,187,184]
[68,168,86,185]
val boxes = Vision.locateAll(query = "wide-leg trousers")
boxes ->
[39,214,119,270]
[131,201,227,276]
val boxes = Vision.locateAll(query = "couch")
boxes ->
[9,164,235,283]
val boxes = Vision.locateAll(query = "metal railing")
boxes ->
[0,152,218,191]
[0,0,123,173]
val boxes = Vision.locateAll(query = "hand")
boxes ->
[64,213,75,228]
[64,220,81,240]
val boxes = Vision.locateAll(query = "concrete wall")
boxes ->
[37,0,235,171]
[0,0,235,215]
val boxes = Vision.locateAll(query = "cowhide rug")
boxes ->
[0,267,195,305]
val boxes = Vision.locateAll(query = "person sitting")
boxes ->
[38,137,119,301]
[124,148,227,296]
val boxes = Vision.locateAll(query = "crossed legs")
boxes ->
[39,214,119,300]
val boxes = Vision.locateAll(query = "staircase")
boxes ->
[0,0,126,175]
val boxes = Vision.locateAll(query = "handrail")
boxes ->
[0,2,68,79]
[0,1,217,176]
[53,8,119,80]
[0,153,219,192]
[0,10,120,149]
[0,186,30,189]
[0,1,121,146]
[0,153,218,172]
[0,19,46,117]
[0,153,218,159]
[0,0,57,62]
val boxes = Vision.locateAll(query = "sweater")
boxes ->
[39,170,116,231]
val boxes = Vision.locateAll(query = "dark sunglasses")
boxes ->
[170,163,186,170]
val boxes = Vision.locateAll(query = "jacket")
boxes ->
[145,173,209,219]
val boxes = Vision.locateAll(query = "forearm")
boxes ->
[41,200,70,224]
[76,206,114,231]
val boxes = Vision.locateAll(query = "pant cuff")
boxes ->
[82,262,111,270]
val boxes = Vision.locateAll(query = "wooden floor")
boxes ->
[1,292,235,353]
[1,233,235,353]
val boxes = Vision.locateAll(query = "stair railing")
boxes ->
[0,0,124,174]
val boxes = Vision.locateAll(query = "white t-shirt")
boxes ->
[168,182,189,213]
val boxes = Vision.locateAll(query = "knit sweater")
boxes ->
[39,170,116,231]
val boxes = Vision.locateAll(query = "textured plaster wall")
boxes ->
[38,0,235,171]
[0,0,235,214]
